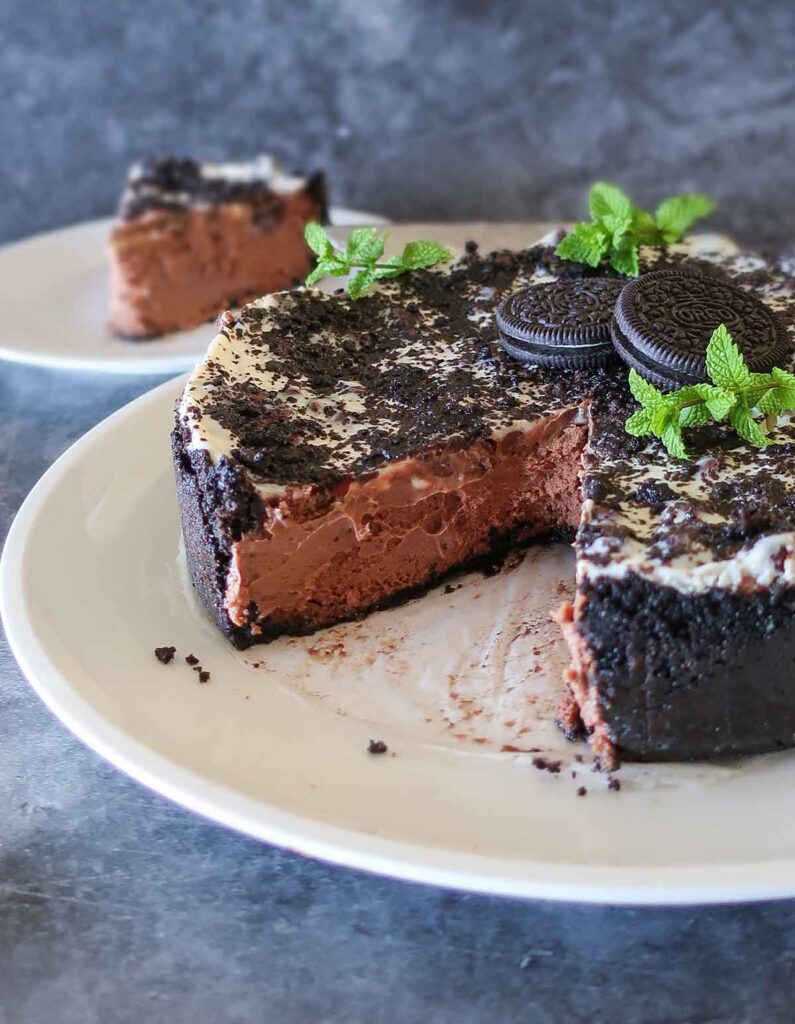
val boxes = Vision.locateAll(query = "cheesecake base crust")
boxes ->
[562,574,795,762]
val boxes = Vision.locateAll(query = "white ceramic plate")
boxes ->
[5,375,795,905]
[0,208,388,375]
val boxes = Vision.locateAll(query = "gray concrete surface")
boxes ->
[3,2,795,1020]
[1,0,794,250]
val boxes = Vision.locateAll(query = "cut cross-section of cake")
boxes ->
[109,155,327,339]
[172,233,795,765]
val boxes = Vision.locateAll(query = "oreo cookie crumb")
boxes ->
[577,786,587,797]
[532,756,562,774]
[154,646,176,664]
[198,670,210,684]
[185,654,199,666]
[368,739,388,754]
[608,777,621,792]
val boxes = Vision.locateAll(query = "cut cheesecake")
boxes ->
[109,155,327,338]
[173,233,795,765]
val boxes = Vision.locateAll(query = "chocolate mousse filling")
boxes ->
[224,411,586,633]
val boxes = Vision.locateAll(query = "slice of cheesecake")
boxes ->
[172,233,795,765]
[109,155,327,339]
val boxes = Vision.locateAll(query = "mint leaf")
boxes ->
[690,383,736,420]
[610,238,640,276]
[632,208,662,244]
[668,384,703,409]
[556,183,714,273]
[679,403,712,428]
[346,227,385,264]
[347,267,376,300]
[625,408,654,435]
[555,223,608,268]
[628,368,664,408]
[654,194,715,245]
[729,398,773,448]
[304,222,334,259]
[759,368,795,413]
[399,240,454,270]
[661,421,688,459]
[705,324,750,390]
[772,366,795,389]
[304,265,329,287]
[303,229,452,297]
[772,387,795,412]
[589,182,633,232]
[651,403,676,437]
[624,322,787,458]
[757,388,784,416]
[326,254,354,277]
[372,258,407,281]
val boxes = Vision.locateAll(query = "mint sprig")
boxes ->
[304,223,453,299]
[556,182,715,276]
[625,324,795,459]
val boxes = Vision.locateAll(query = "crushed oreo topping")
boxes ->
[154,646,176,664]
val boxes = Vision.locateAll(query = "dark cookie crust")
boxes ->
[578,573,795,761]
[171,424,263,647]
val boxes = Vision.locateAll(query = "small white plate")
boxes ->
[0,208,388,375]
[5,376,795,904]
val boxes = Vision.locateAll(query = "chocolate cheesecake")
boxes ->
[109,156,327,338]
[172,233,795,765]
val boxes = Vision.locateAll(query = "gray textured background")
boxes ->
[3,2,795,1021]
[1,0,794,248]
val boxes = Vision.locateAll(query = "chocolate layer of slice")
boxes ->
[109,155,327,339]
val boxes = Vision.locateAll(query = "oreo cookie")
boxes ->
[611,268,790,389]
[496,278,623,368]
